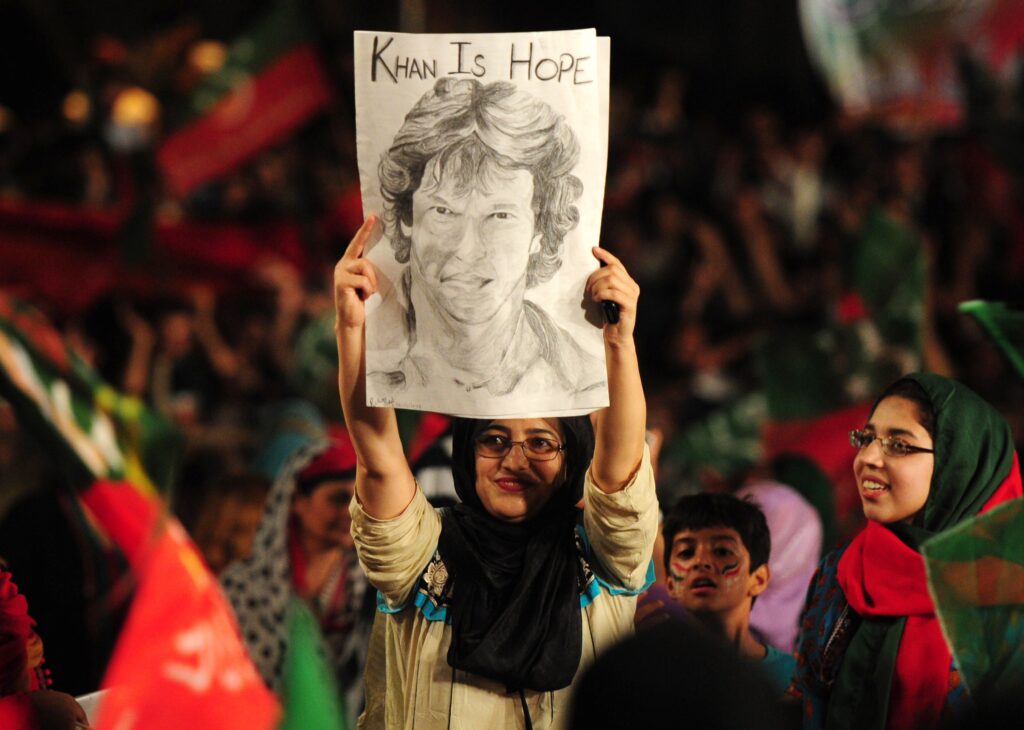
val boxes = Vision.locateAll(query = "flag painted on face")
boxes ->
[157,1,333,196]
[89,481,280,730]
[277,599,347,730]
[923,492,1024,702]
[0,293,181,493]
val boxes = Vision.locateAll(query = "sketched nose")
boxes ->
[453,220,485,259]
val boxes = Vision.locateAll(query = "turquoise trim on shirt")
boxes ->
[380,523,655,621]
[377,587,450,622]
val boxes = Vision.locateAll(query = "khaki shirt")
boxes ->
[351,446,658,729]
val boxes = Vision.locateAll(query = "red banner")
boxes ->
[158,45,332,197]
[0,199,307,314]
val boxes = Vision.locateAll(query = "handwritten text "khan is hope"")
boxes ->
[370,37,593,85]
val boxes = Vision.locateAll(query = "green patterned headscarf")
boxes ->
[827,373,1016,730]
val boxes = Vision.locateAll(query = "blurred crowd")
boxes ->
[1,13,1024,726]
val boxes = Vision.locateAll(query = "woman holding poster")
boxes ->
[335,215,656,728]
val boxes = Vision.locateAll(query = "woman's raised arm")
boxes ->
[586,247,646,493]
[335,215,416,518]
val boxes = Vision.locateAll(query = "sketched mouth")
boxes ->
[442,274,492,289]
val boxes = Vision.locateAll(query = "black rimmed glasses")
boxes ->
[474,433,565,462]
[849,429,934,458]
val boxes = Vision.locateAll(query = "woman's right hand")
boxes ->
[334,215,380,330]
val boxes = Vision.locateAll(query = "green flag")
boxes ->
[922,498,1024,701]
[278,599,347,730]
[959,300,1024,380]
[0,292,181,493]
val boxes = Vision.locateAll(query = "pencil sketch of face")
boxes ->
[408,164,539,323]
[369,76,606,408]
[379,78,583,321]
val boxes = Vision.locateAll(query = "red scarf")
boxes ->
[838,454,1022,729]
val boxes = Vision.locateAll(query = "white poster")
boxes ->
[354,29,611,418]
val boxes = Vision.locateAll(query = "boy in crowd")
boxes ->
[662,492,796,694]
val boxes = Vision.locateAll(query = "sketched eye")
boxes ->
[430,206,455,217]
[491,211,513,221]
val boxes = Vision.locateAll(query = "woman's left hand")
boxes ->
[586,247,640,349]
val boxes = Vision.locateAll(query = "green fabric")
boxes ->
[757,329,846,421]
[278,599,347,730]
[913,373,1014,532]
[923,498,1024,702]
[0,294,181,492]
[754,210,925,425]
[850,207,926,358]
[826,617,905,730]
[828,372,1015,729]
[290,311,343,420]
[959,300,1024,381]
[659,391,767,499]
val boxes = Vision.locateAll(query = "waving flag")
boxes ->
[84,481,281,730]
[960,300,1024,380]
[923,496,1024,701]
[157,1,333,196]
[278,600,346,730]
[0,293,181,493]
[799,0,1024,128]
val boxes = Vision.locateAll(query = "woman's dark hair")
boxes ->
[871,378,935,438]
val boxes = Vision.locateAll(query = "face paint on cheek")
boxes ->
[720,562,741,579]
[669,562,689,583]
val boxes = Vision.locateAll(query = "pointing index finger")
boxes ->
[592,246,622,268]
[345,215,380,260]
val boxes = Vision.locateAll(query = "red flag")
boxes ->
[156,1,332,197]
[761,401,874,539]
[157,46,331,196]
[84,483,280,730]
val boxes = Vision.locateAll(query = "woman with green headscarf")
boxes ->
[791,373,1022,729]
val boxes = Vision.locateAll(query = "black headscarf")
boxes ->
[437,415,594,692]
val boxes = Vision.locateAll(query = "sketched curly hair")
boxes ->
[378,78,583,288]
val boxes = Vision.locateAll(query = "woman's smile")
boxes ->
[475,418,566,522]
[494,475,534,493]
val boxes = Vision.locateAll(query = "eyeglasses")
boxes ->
[474,433,565,462]
[849,429,934,458]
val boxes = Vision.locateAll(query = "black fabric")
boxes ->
[437,416,593,692]
[569,620,785,730]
